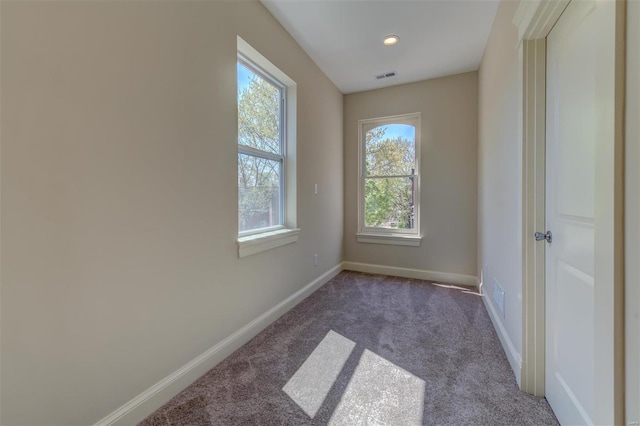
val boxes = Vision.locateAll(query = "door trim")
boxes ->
[514,0,570,398]
[625,2,640,424]
[611,2,626,423]
[513,0,570,45]
[521,38,547,397]
[515,1,626,424]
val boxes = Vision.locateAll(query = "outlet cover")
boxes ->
[493,279,505,317]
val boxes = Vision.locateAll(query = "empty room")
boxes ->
[1,0,638,425]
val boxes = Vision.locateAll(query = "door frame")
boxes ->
[514,0,626,423]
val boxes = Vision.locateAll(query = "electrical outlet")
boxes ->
[313,254,318,266]
[314,184,318,194]
[493,279,505,317]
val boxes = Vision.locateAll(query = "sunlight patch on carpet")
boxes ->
[328,349,425,425]
[433,282,482,296]
[282,330,356,418]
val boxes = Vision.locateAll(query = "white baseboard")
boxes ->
[479,276,523,387]
[95,263,343,426]
[342,261,478,287]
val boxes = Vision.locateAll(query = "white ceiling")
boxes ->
[261,0,500,94]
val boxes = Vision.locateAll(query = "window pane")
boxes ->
[365,124,415,177]
[364,177,416,229]
[238,153,282,232]
[237,62,282,155]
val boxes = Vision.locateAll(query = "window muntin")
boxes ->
[237,58,286,234]
[359,114,420,235]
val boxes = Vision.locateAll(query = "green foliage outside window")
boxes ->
[364,126,416,229]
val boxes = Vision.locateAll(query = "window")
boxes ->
[357,113,422,246]
[237,37,298,258]
[237,59,284,233]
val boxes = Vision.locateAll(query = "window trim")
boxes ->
[355,232,422,247]
[238,227,301,258]
[357,112,422,246]
[237,36,298,257]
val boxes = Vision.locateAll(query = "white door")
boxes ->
[545,0,617,424]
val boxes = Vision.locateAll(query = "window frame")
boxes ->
[237,37,298,257]
[357,113,422,246]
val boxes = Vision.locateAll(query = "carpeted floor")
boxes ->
[140,271,558,425]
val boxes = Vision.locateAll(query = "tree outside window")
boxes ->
[359,114,420,237]
[237,60,284,234]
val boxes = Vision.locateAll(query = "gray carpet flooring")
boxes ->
[140,271,558,425]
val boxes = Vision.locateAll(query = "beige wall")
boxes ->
[626,0,640,422]
[477,0,523,373]
[343,73,478,276]
[0,1,343,425]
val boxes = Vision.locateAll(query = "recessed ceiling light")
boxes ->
[383,35,399,46]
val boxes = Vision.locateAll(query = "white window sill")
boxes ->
[356,233,422,247]
[238,228,300,258]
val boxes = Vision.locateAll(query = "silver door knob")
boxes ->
[534,231,552,243]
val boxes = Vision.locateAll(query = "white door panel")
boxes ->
[545,0,616,424]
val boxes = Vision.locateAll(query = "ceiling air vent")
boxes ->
[375,71,396,80]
